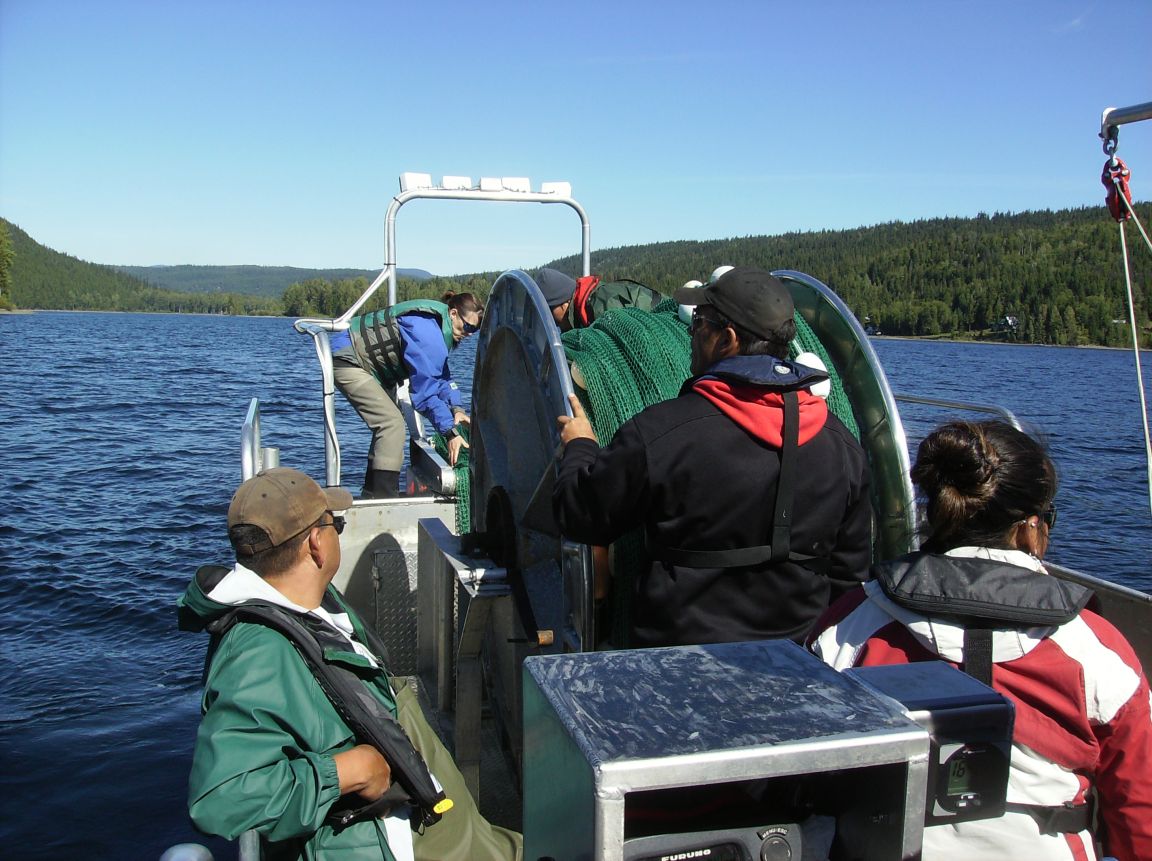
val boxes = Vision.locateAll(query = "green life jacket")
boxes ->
[353,300,454,386]
[566,277,664,329]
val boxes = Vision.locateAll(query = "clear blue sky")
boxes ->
[1,0,1149,276]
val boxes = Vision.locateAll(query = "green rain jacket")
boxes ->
[178,564,402,861]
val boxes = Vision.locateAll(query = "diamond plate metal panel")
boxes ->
[373,548,420,675]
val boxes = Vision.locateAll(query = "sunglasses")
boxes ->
[689,307,727,335]
[462,317,481,335]
[318,514,346,535]
[1041,503,1057,531]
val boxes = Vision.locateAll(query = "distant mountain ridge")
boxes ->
[115,264,434,297]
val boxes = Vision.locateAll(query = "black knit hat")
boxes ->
[535,268,577,309]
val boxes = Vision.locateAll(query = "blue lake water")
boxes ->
[0,311,1149,860]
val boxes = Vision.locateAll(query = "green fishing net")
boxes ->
[431,425,471,535]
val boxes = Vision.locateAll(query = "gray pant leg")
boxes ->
[333,363,406,471]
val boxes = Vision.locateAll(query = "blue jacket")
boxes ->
[398,314,462,434]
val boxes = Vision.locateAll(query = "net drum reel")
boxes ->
[467,269,592,765]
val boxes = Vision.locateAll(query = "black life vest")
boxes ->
[873,552,1097,836]
[648,389,829,574]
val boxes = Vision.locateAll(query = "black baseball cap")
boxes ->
[674,266,794,340]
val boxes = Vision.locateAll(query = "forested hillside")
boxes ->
[3,205,1149,347]
[116,264,433,296]
[543,205,1152,347]
[2,219,278,314]
[279,273,495,317]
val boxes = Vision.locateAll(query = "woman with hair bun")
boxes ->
[809,420,1152,861]
[329,290,483,497]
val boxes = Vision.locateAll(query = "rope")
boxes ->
[1108,168,1152,519]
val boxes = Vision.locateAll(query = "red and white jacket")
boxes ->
[808,547,1152,861]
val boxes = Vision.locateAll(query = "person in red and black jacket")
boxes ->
[552,267,871,647]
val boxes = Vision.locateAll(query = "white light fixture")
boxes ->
[479,177,502,192]
[502,176,531,193]
[399,172,433,192]
[539,181,572,197]
[441,175,472,190]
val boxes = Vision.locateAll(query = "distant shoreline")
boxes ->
[9,308,1147,352]
[868,334,1144,353]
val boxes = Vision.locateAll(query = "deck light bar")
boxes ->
[399,172,434,192]
[539,181,572,197]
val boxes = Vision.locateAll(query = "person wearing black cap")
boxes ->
[553,266,871,647]
[179,468,522,861]
[535,268,663,332]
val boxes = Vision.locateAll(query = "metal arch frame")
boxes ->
[773,269,919,559]
[290,176,592,488]
[374,185,592,313]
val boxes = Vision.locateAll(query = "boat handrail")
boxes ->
[240,397,280,480]
[291,323,342,487]
[893,394,1021,430]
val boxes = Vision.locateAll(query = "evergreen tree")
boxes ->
[0,221,14,310]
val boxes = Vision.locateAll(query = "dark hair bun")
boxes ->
[914,423,997,502]
[911,420,1054,551]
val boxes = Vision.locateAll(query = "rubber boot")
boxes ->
[361,467,401,499]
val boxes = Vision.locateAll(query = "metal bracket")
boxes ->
[410,438,458,495]
[416,518,511,800]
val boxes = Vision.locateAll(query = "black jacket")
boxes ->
[554,355,872,647]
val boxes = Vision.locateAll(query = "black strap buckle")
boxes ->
[1005,801,1093,835]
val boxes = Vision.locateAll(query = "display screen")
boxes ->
[946,755,973,796]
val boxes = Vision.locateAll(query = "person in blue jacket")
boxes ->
[330,291,483,498]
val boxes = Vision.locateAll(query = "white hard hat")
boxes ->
[794,351,832,400]
[159,845,214,861]
[678,280,703,325]
[709,265,734,283]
